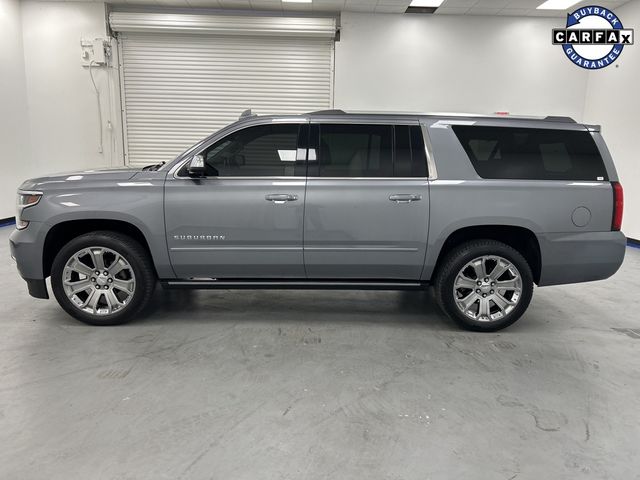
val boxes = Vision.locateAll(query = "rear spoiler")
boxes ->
[585,124,602,132]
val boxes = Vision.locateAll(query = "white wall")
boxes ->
[583,0,640,239]
[2,0,122,218]
[20,1,122,180]
[335,12,590,119]
[0,0,31,219]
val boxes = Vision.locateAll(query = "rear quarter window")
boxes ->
[452,126,608,181]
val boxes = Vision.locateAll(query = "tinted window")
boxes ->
[452,126,607,181]
[395,125,412,177]
[198,124,301,177]
[314,124,427,178]
[318,124,393,177]
[410,126,428,177]
[394,125,428,177]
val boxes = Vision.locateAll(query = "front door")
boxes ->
[304,123,430,279]
[165,122,307,279]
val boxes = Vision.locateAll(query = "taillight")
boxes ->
[612,181,623,231]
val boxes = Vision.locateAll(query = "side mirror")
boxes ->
[188,154,205,177]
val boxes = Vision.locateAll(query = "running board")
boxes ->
[161,279,428,291]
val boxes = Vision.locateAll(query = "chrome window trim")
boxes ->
[173,173,307,180]
[420,123,438,181]
[306,177,429,181]
[174,169,430,182]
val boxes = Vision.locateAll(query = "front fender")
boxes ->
[19,176,174,279]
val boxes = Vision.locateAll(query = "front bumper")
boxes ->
[537,230,626,286]
[9,221,50,299]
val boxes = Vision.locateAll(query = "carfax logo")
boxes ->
[552,5,634,69]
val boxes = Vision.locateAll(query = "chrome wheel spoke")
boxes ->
[454,275,477,290]
[109,257,126,276]
[104,289,122,309]
[81,290,100,312]
[67,258,94,277]
[497,278,520,290]
[89,248,106,271]
[471,259,486,280]
[489,260,510,281]
[67,280,93,296]
[478,297,491,318]
[112,279,134,294]
[461,293,479,310]
[492,293,512,311]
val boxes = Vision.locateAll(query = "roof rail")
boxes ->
[308,109,346,115]
[544,116,576,123]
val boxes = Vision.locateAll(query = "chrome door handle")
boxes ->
[389,194,422,203]
[265,193,298,204]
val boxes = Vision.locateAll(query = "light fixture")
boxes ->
[537,0,581,10]
[409,0,445,6]
[406,0,444,13]
[282,0,312,3]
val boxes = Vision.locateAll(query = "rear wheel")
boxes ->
[51,231,156,325]
[434,240,534,332]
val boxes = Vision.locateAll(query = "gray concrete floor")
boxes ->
[1,225,639,480]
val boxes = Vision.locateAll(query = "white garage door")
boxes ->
[111,13,336,167]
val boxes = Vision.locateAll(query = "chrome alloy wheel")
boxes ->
[453,255,523,322]
[62,246,136,316]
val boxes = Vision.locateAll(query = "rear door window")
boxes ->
[310,124,427,178]
[395,125,428,177]
[317,124,394,177]
[452,126,608,181]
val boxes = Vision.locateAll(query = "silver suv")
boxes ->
[9,110,626,331]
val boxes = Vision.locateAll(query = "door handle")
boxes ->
[265,193,298,204]
[389,194,422,203]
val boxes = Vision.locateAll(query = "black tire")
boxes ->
[51,231,156,326]
[434,239,534,332]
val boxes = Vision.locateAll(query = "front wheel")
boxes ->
[434,240,534,332]
[51,231,156,325]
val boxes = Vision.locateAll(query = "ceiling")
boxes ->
[39,0,632,17]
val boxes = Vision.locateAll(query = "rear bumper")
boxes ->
[9,222,49,299]
[537,231,626,286]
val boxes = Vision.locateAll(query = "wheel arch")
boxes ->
[430,225,542,285]
[42,219,156,278]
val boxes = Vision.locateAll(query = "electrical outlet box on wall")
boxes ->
[80,38,108,66]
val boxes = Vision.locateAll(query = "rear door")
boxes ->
[164,121,307,279]
[303,122,430,279]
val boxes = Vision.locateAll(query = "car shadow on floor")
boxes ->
[135,285,457,330]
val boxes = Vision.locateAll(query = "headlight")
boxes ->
[16,191,42,230]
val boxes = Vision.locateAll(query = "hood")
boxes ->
[19,168,142,191]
